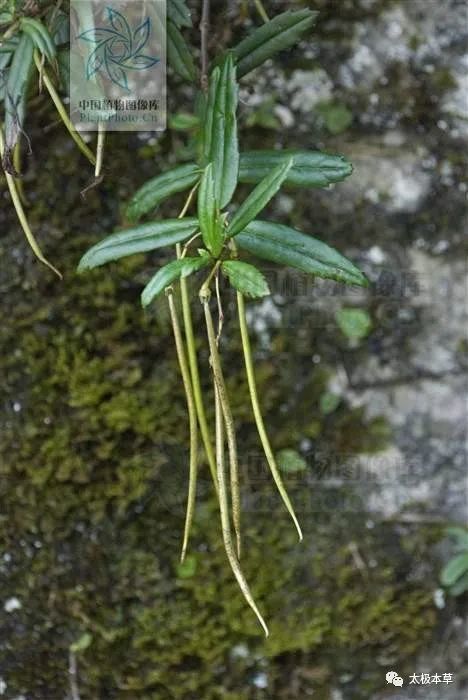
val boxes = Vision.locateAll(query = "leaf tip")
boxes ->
[125,204,139,223]
[140,289,151,307]
[357,271,370,288]
[77,252,93,273]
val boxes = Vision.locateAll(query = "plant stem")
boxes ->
[0,21,20,43]
[68,650,81,700]
[253,0,269,23]
[166,288,199,563]
[203,299,241,559]
[215,270,224,344]
[94,122,106,179]
[236,290,303,542]
[32,51,96,166]
[214,345,268,636]
[200,0,210,90]
[0,128,61,278]
[199,260,221,300]
[179,182,199,218]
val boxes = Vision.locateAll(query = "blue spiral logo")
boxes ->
[78,7,160,91]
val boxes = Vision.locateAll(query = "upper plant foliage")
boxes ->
[230,8,318,78]
[202,53,239,208]
[79,8,367,305]
[0,1,67,168]
[0,0,91,275]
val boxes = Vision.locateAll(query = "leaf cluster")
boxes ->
[79,5,367,303]
[0,3,68,168]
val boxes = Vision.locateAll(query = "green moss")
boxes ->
[0,118,438,699]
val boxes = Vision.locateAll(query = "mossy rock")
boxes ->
[0,101,439,699]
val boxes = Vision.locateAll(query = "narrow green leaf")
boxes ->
[0,11,13,23]
[194,89,207,162]
[198,163,223,257]
[236,220,368,287]
[78,218,199,271]
[239,150,353,188]
[448,571,468,596]
[0,50,12,99]
[203,54,239,208]
[222,260,270,298]
[168,0,192,28]
[441,553,468,587]
[167,20,197,82]
[20,18,56,62]
[141,257,210,306]
[446,527,468,550]
[232,9,318,78]
[227,159,293,238]
[126,163,200,222]
[46,7,69,46]
[202,68,217,162]
[3,33,34,163]
[0,39,18,54]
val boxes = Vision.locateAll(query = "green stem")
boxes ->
[199,260,221,301]
[253,0,269,23]
[0,128,61,278]
[203,299,241,559]
[166,288,199,563]
[213,326,268,637]
[0,21,20,43]
[32,51,96,166]
[236,290,303,542]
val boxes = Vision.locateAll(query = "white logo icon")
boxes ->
[386,671,404,687]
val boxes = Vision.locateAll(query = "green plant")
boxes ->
[78,2,368,635]
[440,527,468,596]
[336,307,372,341]
[0,0,103,275]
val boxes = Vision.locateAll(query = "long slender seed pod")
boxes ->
[213,331,269,636]
[0,128,61,278]
[203,299,242,558]
[95,122,105,179]
[13,139,26,205]
[175,184,219,491]
[178,266,218,489]
[236,290,303,542]
[166,289,199,563]
[32,51,96,166]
